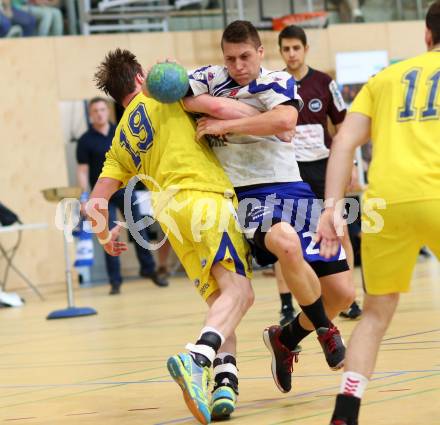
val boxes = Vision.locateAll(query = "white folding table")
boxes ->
[0,223,48,300]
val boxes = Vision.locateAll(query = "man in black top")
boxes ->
[76,97,168,294]
[276,25,362,323]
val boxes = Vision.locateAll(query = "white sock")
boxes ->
[214,352,238,390]
[215,352,235,363]
[199,326,225,346]
[340,371,369,399]
[185,327,225,365]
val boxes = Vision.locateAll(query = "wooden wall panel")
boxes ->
[327,23,389,67]
[0,38,67,292]
[0,21,429,292]
[54,34,130,100]
[387,20,425,59]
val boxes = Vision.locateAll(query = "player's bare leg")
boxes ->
[263,222,346,393]
[168,266,253,424]
[339,226,362,319]
[275,262,297,326]
[330,293,399,425]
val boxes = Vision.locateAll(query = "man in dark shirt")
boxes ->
[275,25,362,323]
[76,97,168,294]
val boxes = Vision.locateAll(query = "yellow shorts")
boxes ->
[156,190,252,300]
[361,199,440,295]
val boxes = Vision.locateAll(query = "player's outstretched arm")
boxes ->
[183,94,260,120]
[315,112,370,258]
[196,104,297,141]
[87,177,128,257]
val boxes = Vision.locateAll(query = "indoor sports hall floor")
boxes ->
[1,258,439,425]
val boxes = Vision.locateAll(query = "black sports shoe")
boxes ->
[280,307,296,327]
[330,394,360,425]
[263,325,300,393]
[330,419,358,425]
[109,286,121,295]
[339,302,362,320]
[141,270,169,287]
[317,325,345,370]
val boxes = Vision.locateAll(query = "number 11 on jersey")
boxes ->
[398,68,440,121]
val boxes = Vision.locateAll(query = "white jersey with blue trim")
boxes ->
[189,65,303,188]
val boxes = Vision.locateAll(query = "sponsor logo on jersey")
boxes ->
[308,98,323,112]
[329,80,346,112]
[193,70,206,81]
[208,72,214,81]
[200,282,210,295]
[206,134,227,147]
[229,88,239,97]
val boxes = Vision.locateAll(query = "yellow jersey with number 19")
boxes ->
[350,51,440,205]
[100,91,234,197]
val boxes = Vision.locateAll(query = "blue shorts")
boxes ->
[235,182,349,277]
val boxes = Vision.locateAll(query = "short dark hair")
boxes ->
[426,0,440,45]
[221,20,262,49]
[278,25,307,48]
[88,97,108,109]
[94,48,143,105]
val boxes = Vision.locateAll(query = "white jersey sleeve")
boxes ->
[188,66,303,188]
[247,70,303,111]
[188,65,231,97]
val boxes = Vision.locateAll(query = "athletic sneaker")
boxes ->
[167,353,211,424]
[263,325,300,393]
[339,302,362,320]
[280,306,296,327]
[211,385,237,420]
[330,418,358,425]
[317,325,345,370]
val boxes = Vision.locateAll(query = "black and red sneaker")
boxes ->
[317,325,345,370]
[262,325,300,393]
[330,419,358,425]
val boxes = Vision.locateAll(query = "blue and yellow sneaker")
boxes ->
[167,353,211,424]
[211,385,237,420]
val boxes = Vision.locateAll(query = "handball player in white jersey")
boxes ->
[183,20,354,402]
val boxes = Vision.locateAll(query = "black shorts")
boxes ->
[297,158,328,200]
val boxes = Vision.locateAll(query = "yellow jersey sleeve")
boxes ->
[100,133,135,187]
[350,81,373,118]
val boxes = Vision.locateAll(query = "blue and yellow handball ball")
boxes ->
[146,62,189,104]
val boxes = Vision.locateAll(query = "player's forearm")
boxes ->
[183,94,260,119]
[222,106,297,138]
[325,113,370,213]
[87,177,121,239]
[77,165,89,193]
[324,144,356,214]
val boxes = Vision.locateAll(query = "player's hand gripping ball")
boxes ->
[146,62,189,104]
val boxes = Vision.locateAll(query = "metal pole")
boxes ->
[221,0,227,28]
[63,204,75,308]
[65,0,78,35]
[236,0,244,20]
[395,0,403,20]
[289,0,295,14]
[416,0,423,20]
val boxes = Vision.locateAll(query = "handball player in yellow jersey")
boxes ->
[316,2,440,423]
[86,49,253,424]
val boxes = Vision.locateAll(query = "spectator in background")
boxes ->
[277,25,362,322]
[329,0,364,22]
[12,0,62,36]
[76,97,169,295]
[0,0,36,36]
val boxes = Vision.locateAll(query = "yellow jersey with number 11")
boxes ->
[350,51,440,205]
